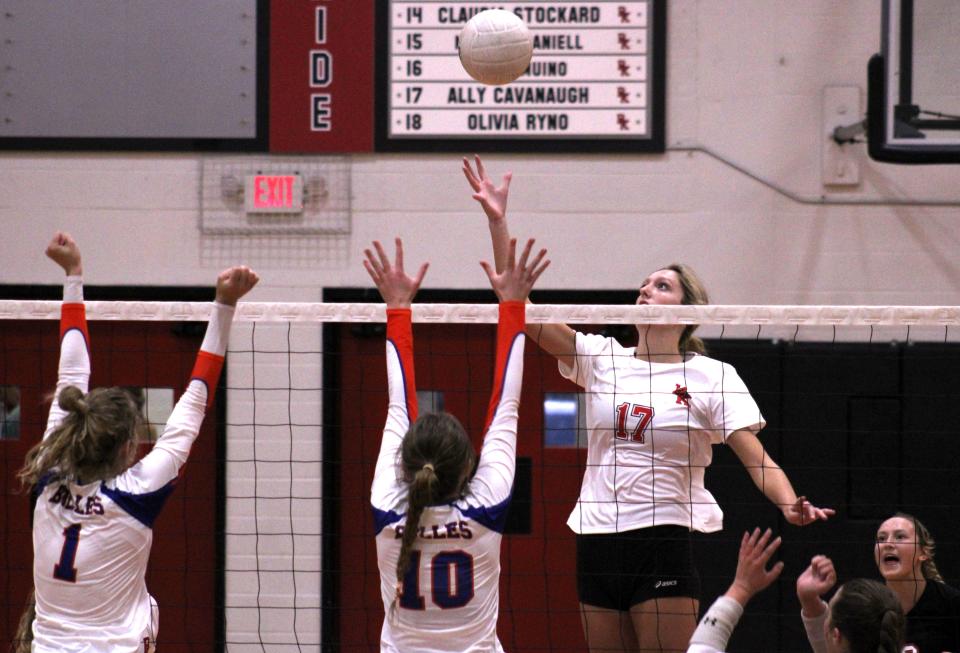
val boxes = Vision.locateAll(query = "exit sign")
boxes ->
[244,174,304,214]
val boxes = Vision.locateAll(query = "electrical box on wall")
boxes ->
[822,85,862,187]
[199,156,350,235]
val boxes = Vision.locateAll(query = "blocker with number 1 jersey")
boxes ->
[31,277,232,653]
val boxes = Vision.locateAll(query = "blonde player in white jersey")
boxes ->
[365,236,548,653]
[17,232,258,653]
[463,155,835,653]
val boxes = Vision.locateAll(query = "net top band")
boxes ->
[2,300,960,326]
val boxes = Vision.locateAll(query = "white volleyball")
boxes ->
[458,9,534,86]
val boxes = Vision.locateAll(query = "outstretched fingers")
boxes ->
[393,237,405,271]
[483,237,550,302]
[790,496,836,526]
[411,261,429,289]
[526,246,550,284]
[362,237,428,308]
[462,157,481,191]
[474,154,487,181]
[373,240,392,273]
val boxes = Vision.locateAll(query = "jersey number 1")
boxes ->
[615,402,653,443]
[399,550,475,609]
[53,524,81,582]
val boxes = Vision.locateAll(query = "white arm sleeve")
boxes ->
[801,603,830,653]
[371,309,416,512]
[464,302,526,506]
[44,276,89,441]
[686,596,744,653]
[468,333,524,505]
[370,339,412,511]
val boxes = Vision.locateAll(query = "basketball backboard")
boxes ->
[866,0,960,163]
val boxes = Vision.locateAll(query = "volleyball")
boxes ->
[458,10,534,86]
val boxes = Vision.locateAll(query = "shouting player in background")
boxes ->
[365,237,548,652]
[17,232,258,652]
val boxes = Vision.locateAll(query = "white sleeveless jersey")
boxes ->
[371,303,526,653]
[31,277,231,652]
[560,332,765,534]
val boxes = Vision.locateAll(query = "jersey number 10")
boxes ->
[399,550,475,610]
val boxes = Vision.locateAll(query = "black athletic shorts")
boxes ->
[576,525,700,610]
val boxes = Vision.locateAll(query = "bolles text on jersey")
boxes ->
[395,520,473,540]
[48,483,105,516]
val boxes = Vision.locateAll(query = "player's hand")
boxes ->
[796,555,836,617]
[783,496,835,526]
[481,237,549,302]
[724,527,784,607]
[363,238,428,309]
[215,266,259,306]
[462,154,511,223]
[45,232,82,276]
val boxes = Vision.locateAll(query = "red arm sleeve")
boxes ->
[386,308,418,422]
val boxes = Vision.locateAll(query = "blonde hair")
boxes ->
[891,512,943,582]
[18,386,143,488]
[664,263,710,355]
[11,589,34,653]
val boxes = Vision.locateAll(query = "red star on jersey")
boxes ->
[673,384,691,407]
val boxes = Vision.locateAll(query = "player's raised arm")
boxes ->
[470,238,549,506]
[130,266,258,492]
[367,238,429,507]
[44,232,89,441]
[687,528,783,653]
[463,155,576,367]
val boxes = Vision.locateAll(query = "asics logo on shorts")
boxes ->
[654,580,678,588]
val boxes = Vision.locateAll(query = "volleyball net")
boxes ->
[2,301,959,652]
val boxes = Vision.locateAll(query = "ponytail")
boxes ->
[876,609,903,653]
[18,386,142,488]
[395,464,438,584]
[394,412,476,593]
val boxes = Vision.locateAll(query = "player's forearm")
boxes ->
[488,216,511,274]
[200,302,235,357]
[747,457,798,511]
[799,596,827,618]
[801,605,830,653]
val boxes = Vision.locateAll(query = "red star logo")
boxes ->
[673,384,691,407]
